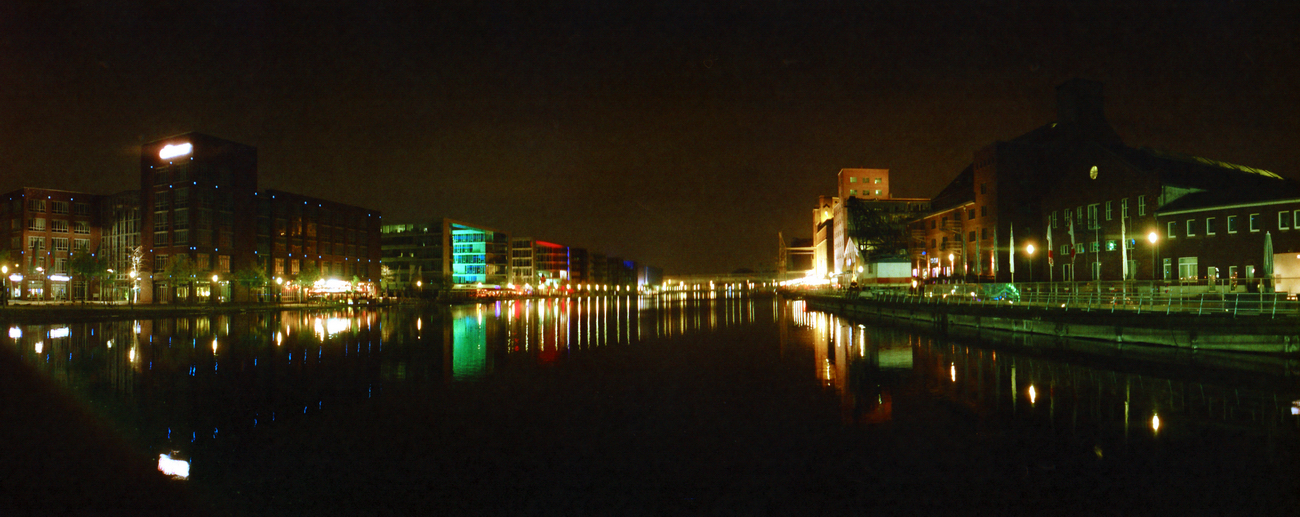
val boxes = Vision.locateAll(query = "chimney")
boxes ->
[1055,78,1120,142]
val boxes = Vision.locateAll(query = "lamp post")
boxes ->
[1026,244,1035,284]
[1147,231,1159,283]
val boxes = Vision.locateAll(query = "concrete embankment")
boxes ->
[804,295,1300,355]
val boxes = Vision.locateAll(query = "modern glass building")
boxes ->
[380,218,510,292]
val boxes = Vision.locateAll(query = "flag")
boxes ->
[1068,217,1076,260]
[1120,214,1128,280]
[1009,222,1015,274]
[1047,220,1054,267]
[992,226,998,275]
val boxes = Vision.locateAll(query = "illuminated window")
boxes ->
[874,190,882,195]
[849,189,856,195]
[849,177,857,183]
[873,178,882,184]
[1178,257,1198,280]
[28,217,45,231]
[52,237,68,251]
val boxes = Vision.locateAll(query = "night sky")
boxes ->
[3,1,1297,274]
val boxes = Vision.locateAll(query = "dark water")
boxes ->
[4,295,1298,514]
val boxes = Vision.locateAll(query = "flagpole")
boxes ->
[1009,222,1015,284]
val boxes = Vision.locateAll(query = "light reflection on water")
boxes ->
[3,291,770,478]
[785,300,1300,454]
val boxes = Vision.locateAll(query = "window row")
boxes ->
[1163,210,1300,238]
[24,237,90,252]
[1050,196,1148,229]
[22,218,90,233]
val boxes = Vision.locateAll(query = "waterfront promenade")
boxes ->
[798,285,1300,354]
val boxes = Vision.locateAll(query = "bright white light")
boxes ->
[159,143,193,159]
[49,275,71,282]
[949,364,956,382]
[48,327,70,339]
[106,339,114,349]
[9,327,21,339]
[157,454,190,479]
[325,318,349,336]
[1151,414,1161,432]
[1028,385,1037,404]
[212,338,218,354]
[8,273,22,282]
[34,341,43,354]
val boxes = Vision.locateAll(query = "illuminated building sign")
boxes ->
[159,143,193,159]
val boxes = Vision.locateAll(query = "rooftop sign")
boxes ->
[159,143,193,159]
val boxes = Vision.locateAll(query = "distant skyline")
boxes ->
[3,1,1297,274]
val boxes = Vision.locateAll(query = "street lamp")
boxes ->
[1026,244,1035,283]
[947,253,954,279]
[1147,231,1159,282]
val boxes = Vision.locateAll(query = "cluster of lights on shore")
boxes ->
[782,229,1166,288]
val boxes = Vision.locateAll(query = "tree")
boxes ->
[293,260,321,302]
[69,249,110,305]
[844,197,909,260]
[161,255,198,304]
[231,266,270,301]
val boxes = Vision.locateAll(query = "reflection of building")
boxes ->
[0,187,103,300]
[380,218,511,290]
[450,305,491,381]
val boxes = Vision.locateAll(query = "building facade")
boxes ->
[0,188,102,300]
[380,218,510,292]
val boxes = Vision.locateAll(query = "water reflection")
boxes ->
[783,299,1300,455]
[3,292,774,479]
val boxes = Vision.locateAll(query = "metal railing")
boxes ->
[811,279,1299,318]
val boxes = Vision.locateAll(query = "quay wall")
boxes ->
[803,295,1300,355]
